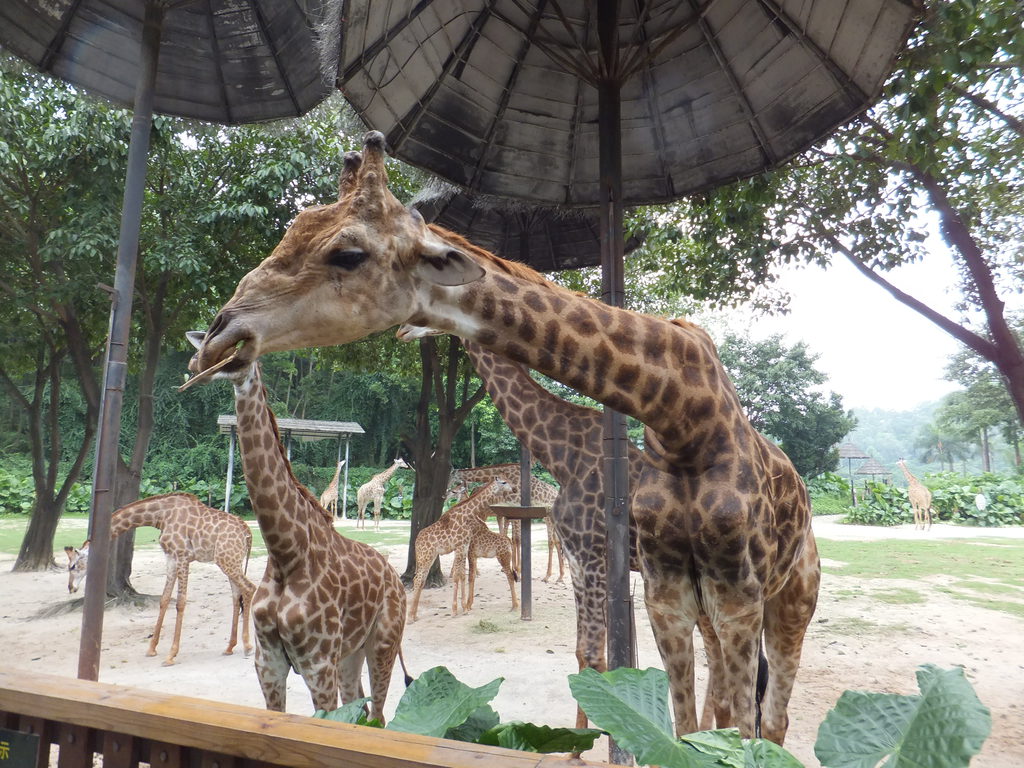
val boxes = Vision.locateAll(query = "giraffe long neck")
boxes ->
[899,463,917,484]
[416,259,741,460]
[110,495,171,537]
[463,341,595,481]
[233,364,317,566]
[378,464,400,484]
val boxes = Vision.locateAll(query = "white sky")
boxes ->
[718,239,970,412]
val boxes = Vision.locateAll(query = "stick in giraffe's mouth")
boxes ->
[177,352,240,392]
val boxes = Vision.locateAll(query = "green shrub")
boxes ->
[844,482,910,526]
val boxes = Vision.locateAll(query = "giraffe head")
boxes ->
[64,541,89,594]
[193,132,486,375]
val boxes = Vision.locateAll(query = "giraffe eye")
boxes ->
[326,248,368,271]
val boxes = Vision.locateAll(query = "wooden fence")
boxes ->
[0,670,610,768]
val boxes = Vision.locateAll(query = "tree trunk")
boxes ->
[401,336,488,586]
[14,497,63,571]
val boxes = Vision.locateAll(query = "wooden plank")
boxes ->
[102,731,137,768]
[55,723,90,768]
[0,670,609,768]
[489,504,549,520]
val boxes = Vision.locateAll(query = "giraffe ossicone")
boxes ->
[193,133,819,745]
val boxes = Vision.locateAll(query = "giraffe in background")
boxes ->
[356,458,409,530]
[70,493,255,666]
[191,133,819,743]
[451,464,564,582]
[409,477,515,621]
[182,334,409,720]
[897,459,934,530]
[64,541,89,594]
[319,460,347,517]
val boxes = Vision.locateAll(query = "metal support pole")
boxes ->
[342,435,352,518]
[78,1,164,682]
[519,446,532,621]
[598,1,633,763]
[224,426,236,511]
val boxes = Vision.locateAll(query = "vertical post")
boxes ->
[342,435,352,518]
[224,426,236,511]
[78,0,164,682]
[598,1,633,763]
[519,446,533,621]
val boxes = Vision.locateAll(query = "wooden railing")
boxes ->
[0,670,609,768]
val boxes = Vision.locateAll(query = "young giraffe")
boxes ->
[102,494,256,666]
[465,516,519,615]
[182,333,409,720]
[192,132,820,744]
[64,541,89,594]
[318,460,346,517]
[409,478,516,621]
[896,459,934,530]
[356,458,408,530]
[451,464,564,582]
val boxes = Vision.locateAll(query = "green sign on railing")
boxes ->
[0,728,40,768]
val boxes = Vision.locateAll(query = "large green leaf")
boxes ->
[477,722,603,753]
[444,705,501,743]
[313,697,373,725]
[386,666,504,737]
[815,665,991,768]
[568,667,717,768]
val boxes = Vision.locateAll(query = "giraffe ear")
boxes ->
[186,331,206,350]
[414,237,485,287]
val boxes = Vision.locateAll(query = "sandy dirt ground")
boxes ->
[1,515,1022,767]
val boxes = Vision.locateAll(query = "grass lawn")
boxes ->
[818,538,1024,619]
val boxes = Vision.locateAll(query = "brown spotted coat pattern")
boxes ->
[219,360,407,720]
[194,132,820,744]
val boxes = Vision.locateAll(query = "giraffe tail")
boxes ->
[754,635,770,739]
[398,646,414,687]
[512,565,519,583]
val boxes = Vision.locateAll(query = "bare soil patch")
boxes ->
[1,517,1021,767]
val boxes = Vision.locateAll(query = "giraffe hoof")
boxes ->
[161,659,177,667]
[222,649,234,656]
[145,650,158,658]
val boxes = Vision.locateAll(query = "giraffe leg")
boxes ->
[643,572,700,736]
[364,595,405,725]
[338,649,366,709]
[253,590,289,711]
[704,590,765,739]
[565,548,608,729]
[409,549,432,622]
[760,538,820,746]
[555,540,566,584]
[223,567,256,656]
[465,553,477,613]
[300,659,340,713]
[163,561,191,666]
[543,533,554,583]
[500,545,519,612]
[450,547,468,617]
[697,615,726,730]
[147,557,178,658]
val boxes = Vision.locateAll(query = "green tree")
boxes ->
[717,334,856,478]
[943,338,1023,469]
[0,58,125,571]
[0,55,367,575]
[636,1,1024,421]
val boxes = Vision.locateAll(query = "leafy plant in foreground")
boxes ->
[315,664,989,768]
